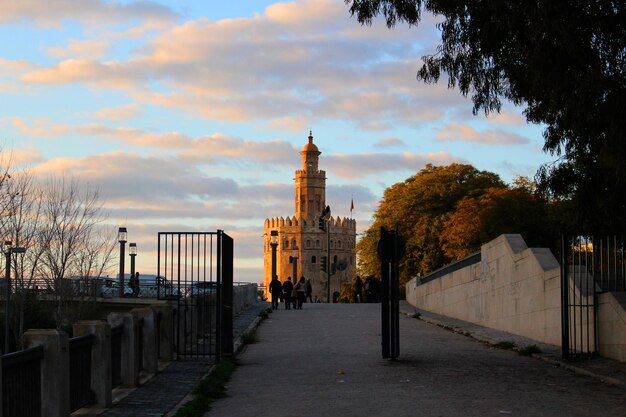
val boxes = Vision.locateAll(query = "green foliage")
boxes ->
[357,164,504,285]
[358,165,556,284]
[346,0,626,230]
[175,358,237,417]
[258,310,269,320]
[519,345,542,356]
[493,341,517,350]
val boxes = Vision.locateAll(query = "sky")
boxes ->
[0,0,553,282]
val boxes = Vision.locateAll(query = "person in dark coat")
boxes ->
[282,277,294,310]
[305,279,313,303]
[354,276,363,303]
[295,276,307,310]
[269,276,282,310]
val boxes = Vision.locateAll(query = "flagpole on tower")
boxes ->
[350,195,354,219]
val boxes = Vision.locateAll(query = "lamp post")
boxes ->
[290,247,299,286]
[4,240,26,354]
[270,230,278,283]
[118,227,127,297]
[129,243,137,278]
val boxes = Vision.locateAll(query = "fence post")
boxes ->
[107,313,140,387]
[24,329,70,417]
[151,305,173,361]
[0,355,3,417]
[73,320,112,408]
[132,308,158,374]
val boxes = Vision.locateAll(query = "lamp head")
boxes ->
[118,227,127,243]
[129,242,137,256]
[270,230,278,245]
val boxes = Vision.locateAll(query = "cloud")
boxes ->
[0,0,178,28]
[47,39,111,60]
[485,110,527,126]
[324,151,458,178]
[14,0,459,130]
[374,137,406,148]
[436,123,530,145]
[92,103,143,122]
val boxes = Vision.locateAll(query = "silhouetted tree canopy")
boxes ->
[346,1,626,230]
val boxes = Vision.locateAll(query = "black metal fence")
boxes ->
[111,324,123,387]
[69,334,94,412]
[157,230,233,360]
[561,234,625,358]
[2,345,44,417]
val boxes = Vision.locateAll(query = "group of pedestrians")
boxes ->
[268,276,312,310]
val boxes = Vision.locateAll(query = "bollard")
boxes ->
[24,329,70,417]
[73,320,112,407]
[107,312,140,387]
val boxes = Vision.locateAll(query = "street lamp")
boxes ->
[4,240,26,354]
[270,230,278,284]
[290,246,299,289]
[118,227,127,297]
[129,243,137,277]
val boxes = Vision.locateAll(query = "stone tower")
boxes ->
[263,132,356,302]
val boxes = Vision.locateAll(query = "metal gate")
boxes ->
[157,230,233,360]
[561,234,625,358]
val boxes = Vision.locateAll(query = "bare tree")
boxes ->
[36,176,112,329]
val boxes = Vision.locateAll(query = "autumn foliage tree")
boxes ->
[357,165,554,287]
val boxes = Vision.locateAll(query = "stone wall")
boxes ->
[406,234,562,346]
[597,292,626,362]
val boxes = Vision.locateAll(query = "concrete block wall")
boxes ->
[406,234,562,346]
[597,292,626,362]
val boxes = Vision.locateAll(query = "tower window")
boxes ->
[306,239,311,248]
[312,255,316,263]
[292,238,297,249]
[315,240,320,248]
[283,239,289,249]
[337,240,342,249]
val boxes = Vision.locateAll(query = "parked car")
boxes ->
[120,274,179,298]
[70,276,122,298]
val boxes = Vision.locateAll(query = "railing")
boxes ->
[69,334,94,412]
[419,252,481,285]
[2,345,44,417]
[111,324,123,387]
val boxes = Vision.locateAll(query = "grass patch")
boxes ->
[493,341,517,350]
[174,358,238,417]
[518,344,542,356]
[410,312,421,319]
[241,331,257,345]
[258,310,269,319]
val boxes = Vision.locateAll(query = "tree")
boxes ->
[346,1,626,230]
[440,181,554,261]
[356,163,503,286]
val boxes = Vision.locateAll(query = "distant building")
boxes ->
[263,132,356,302]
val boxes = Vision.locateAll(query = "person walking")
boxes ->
[269,276,282,310]
[305,279,313,303]
[296,276,307,310]
[354,276,363,303]
[130,272,141,298]
[282,277,294,310]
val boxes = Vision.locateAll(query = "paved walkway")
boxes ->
[90,301,626,417]
[206,302,626,417]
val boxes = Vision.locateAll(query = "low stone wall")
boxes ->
[406,234,561,346]
[234,283,258,315]
[597,292,626,362]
